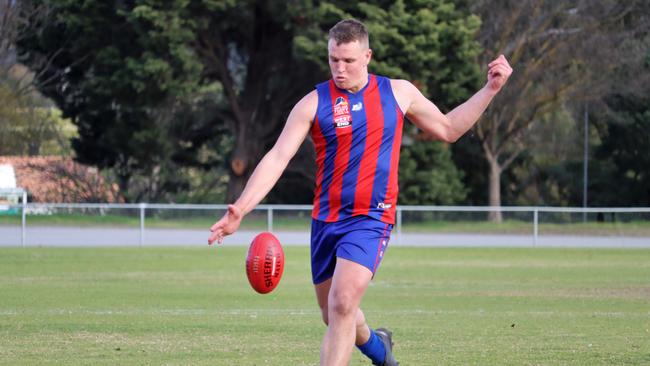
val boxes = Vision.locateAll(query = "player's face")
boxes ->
[328,39,372,92]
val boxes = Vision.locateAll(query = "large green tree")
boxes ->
[17,0,227,201]
[18,0,481,204]
[399,139,467,205]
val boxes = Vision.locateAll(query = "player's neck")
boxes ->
[346,73,369,94]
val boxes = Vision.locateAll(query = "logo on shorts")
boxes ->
[377,202,392,210]
[380,240,388,258]
[333,97,352,128]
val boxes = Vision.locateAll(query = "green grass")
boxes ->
[1,247,649,365]
[0,213,311,230]
[401,219,650,235]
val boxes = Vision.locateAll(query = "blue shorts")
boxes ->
[310,215,393,285]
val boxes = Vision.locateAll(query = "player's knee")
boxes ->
[328,290,356,318]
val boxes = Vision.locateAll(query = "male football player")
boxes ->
[209,19,512,366]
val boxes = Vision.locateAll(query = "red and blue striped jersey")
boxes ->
[310,74,404,224]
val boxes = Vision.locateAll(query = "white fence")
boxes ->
[1,203,650,247]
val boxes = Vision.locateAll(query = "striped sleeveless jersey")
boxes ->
[310,74,404,224]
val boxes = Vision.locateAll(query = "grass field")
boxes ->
[1,247,649,365]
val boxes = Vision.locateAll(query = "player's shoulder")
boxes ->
[388,78,419,113]
[389,78,417,95]
[299,89,318,108]
[291,89,318,120]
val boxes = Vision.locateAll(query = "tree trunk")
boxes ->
[115,169,131,203]
[28,141,40,156]
[225,118,264,203]
[226,172,248,203]
[487,157,503,223]
[226,126,252,202]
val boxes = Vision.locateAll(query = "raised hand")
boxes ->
[486,54,513,93]
[208,204,243,245]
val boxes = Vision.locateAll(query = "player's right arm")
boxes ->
[208,90,318,245]
[392,55,512,142]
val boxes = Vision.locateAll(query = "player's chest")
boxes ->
[316,93,391,140]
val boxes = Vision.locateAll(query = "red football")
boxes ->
[245,232,285,294]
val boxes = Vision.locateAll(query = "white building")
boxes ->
[0,164,25,213]
[0,164,17,189]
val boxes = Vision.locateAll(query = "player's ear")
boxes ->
[365,48,372,65]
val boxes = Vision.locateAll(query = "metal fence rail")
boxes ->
[1,203,650,247]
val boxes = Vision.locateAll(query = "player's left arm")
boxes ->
[394,54,512,143]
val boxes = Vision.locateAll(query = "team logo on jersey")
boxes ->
[352,102,363,112]
[333,96,352,128]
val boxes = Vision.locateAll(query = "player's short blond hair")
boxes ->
[328,19,369,48]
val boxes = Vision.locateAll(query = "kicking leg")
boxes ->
[317,257,373,366]
[315,278,371,346]
[314,266,397,366]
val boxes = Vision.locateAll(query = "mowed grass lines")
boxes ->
[0,247,649,365]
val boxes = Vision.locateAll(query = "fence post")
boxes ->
[267,207,273,233]
[139,203,146,247]
[21,191,27,248]
[533,208,539,247]
[396,207,402,245]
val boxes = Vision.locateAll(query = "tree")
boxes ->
[16,0,230,202]
[0,1,76,156]
[588,18,650,207]
[189,1,323,202]
[504,6,650,209]
[461,0,650,221]
[0,95,77,156]
[505,107,583,206]
[398,139,467,205]
[18,0,482,203]
[590,95,650,206]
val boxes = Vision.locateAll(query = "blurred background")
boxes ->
[0,0,648,214]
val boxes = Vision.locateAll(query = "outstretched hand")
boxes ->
[208,204,243,245]
[486,54,513,93]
